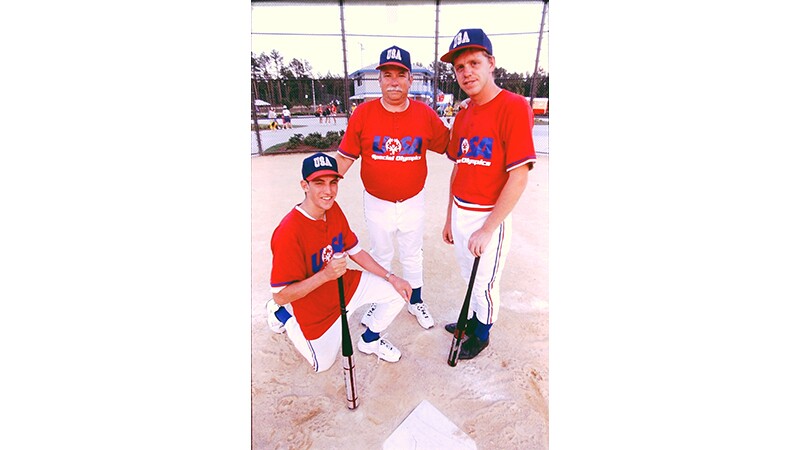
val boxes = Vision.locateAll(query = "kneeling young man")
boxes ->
[267,152,413,373]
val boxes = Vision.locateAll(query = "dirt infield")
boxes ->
[251,152,549,449]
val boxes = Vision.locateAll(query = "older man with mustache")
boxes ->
[335,45,450,333]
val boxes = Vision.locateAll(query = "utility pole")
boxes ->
[530,0,548,105]
[251,78,262,155]
[432,0,441,111]
[339,0,351,120]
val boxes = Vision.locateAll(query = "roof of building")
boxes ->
[349,62,433,78]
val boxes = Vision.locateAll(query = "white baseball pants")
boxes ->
[451,207,512,325]
[284,271,405,373]
[363,190,426,289]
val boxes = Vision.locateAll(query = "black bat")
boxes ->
[335,253,359,409]
[448,256,481,367]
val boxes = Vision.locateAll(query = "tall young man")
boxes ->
[440,28,537,360]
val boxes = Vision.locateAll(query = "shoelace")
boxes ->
[378,332,393,346]
[378,338,395,352]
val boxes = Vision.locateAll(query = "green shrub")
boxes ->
[286,134,304,149]
[282,131,344,151]
[325,131,344,148]
[300,132,325,149]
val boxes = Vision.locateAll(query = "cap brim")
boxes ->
[440,44,489,63]
[376,62,410,71]
[306,170,343,181]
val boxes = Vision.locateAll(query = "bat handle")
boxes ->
[334,252,348,316]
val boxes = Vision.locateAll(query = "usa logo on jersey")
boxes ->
[456,136,493,167]
[311,233,344,272]
[371,135,423,162]
[385,138,402,155]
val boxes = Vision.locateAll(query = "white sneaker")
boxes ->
[407,302,434,329]
[265,298,285,334]
[360,303,377,328]
[357,336,401,362]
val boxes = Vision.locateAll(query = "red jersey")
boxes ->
[270,202,363,340]
[446,90,536,210]
[338,98,450,202]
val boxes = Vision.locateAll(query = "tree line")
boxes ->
[251,50,549,109]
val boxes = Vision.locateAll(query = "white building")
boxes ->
[348,63,435,105]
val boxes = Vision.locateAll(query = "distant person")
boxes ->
[322,104,331,124]
[443,104,455,127]
[440,28,536,360]
[265,152,413,372]
[335,45,450,331]
[267,108,278,130]
[444,104,454,117]
[282,105,292,129]
[330,104,337,125]
[316,104,323,124]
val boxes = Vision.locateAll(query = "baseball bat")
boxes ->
[334,253,359,409]
[447,256,481,367]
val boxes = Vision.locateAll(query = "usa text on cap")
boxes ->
[440,28,493,63]
[302,152,343,181]
[376,46,411,72]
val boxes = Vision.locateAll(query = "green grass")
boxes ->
[261,142,288,153]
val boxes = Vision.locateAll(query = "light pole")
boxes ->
[311,79,316,106]
[530,0,548,106]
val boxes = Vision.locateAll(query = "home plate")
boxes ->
[382,400,476,450]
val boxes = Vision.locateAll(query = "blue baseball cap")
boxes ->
[376,45,411,72]
[440,28,493,64]
[302,152,343,181]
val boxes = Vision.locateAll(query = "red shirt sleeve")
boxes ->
[337,105,364,160]
[269,212,306,289]
[501,94,537,170]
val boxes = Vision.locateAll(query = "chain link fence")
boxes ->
[251,0,548,155]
